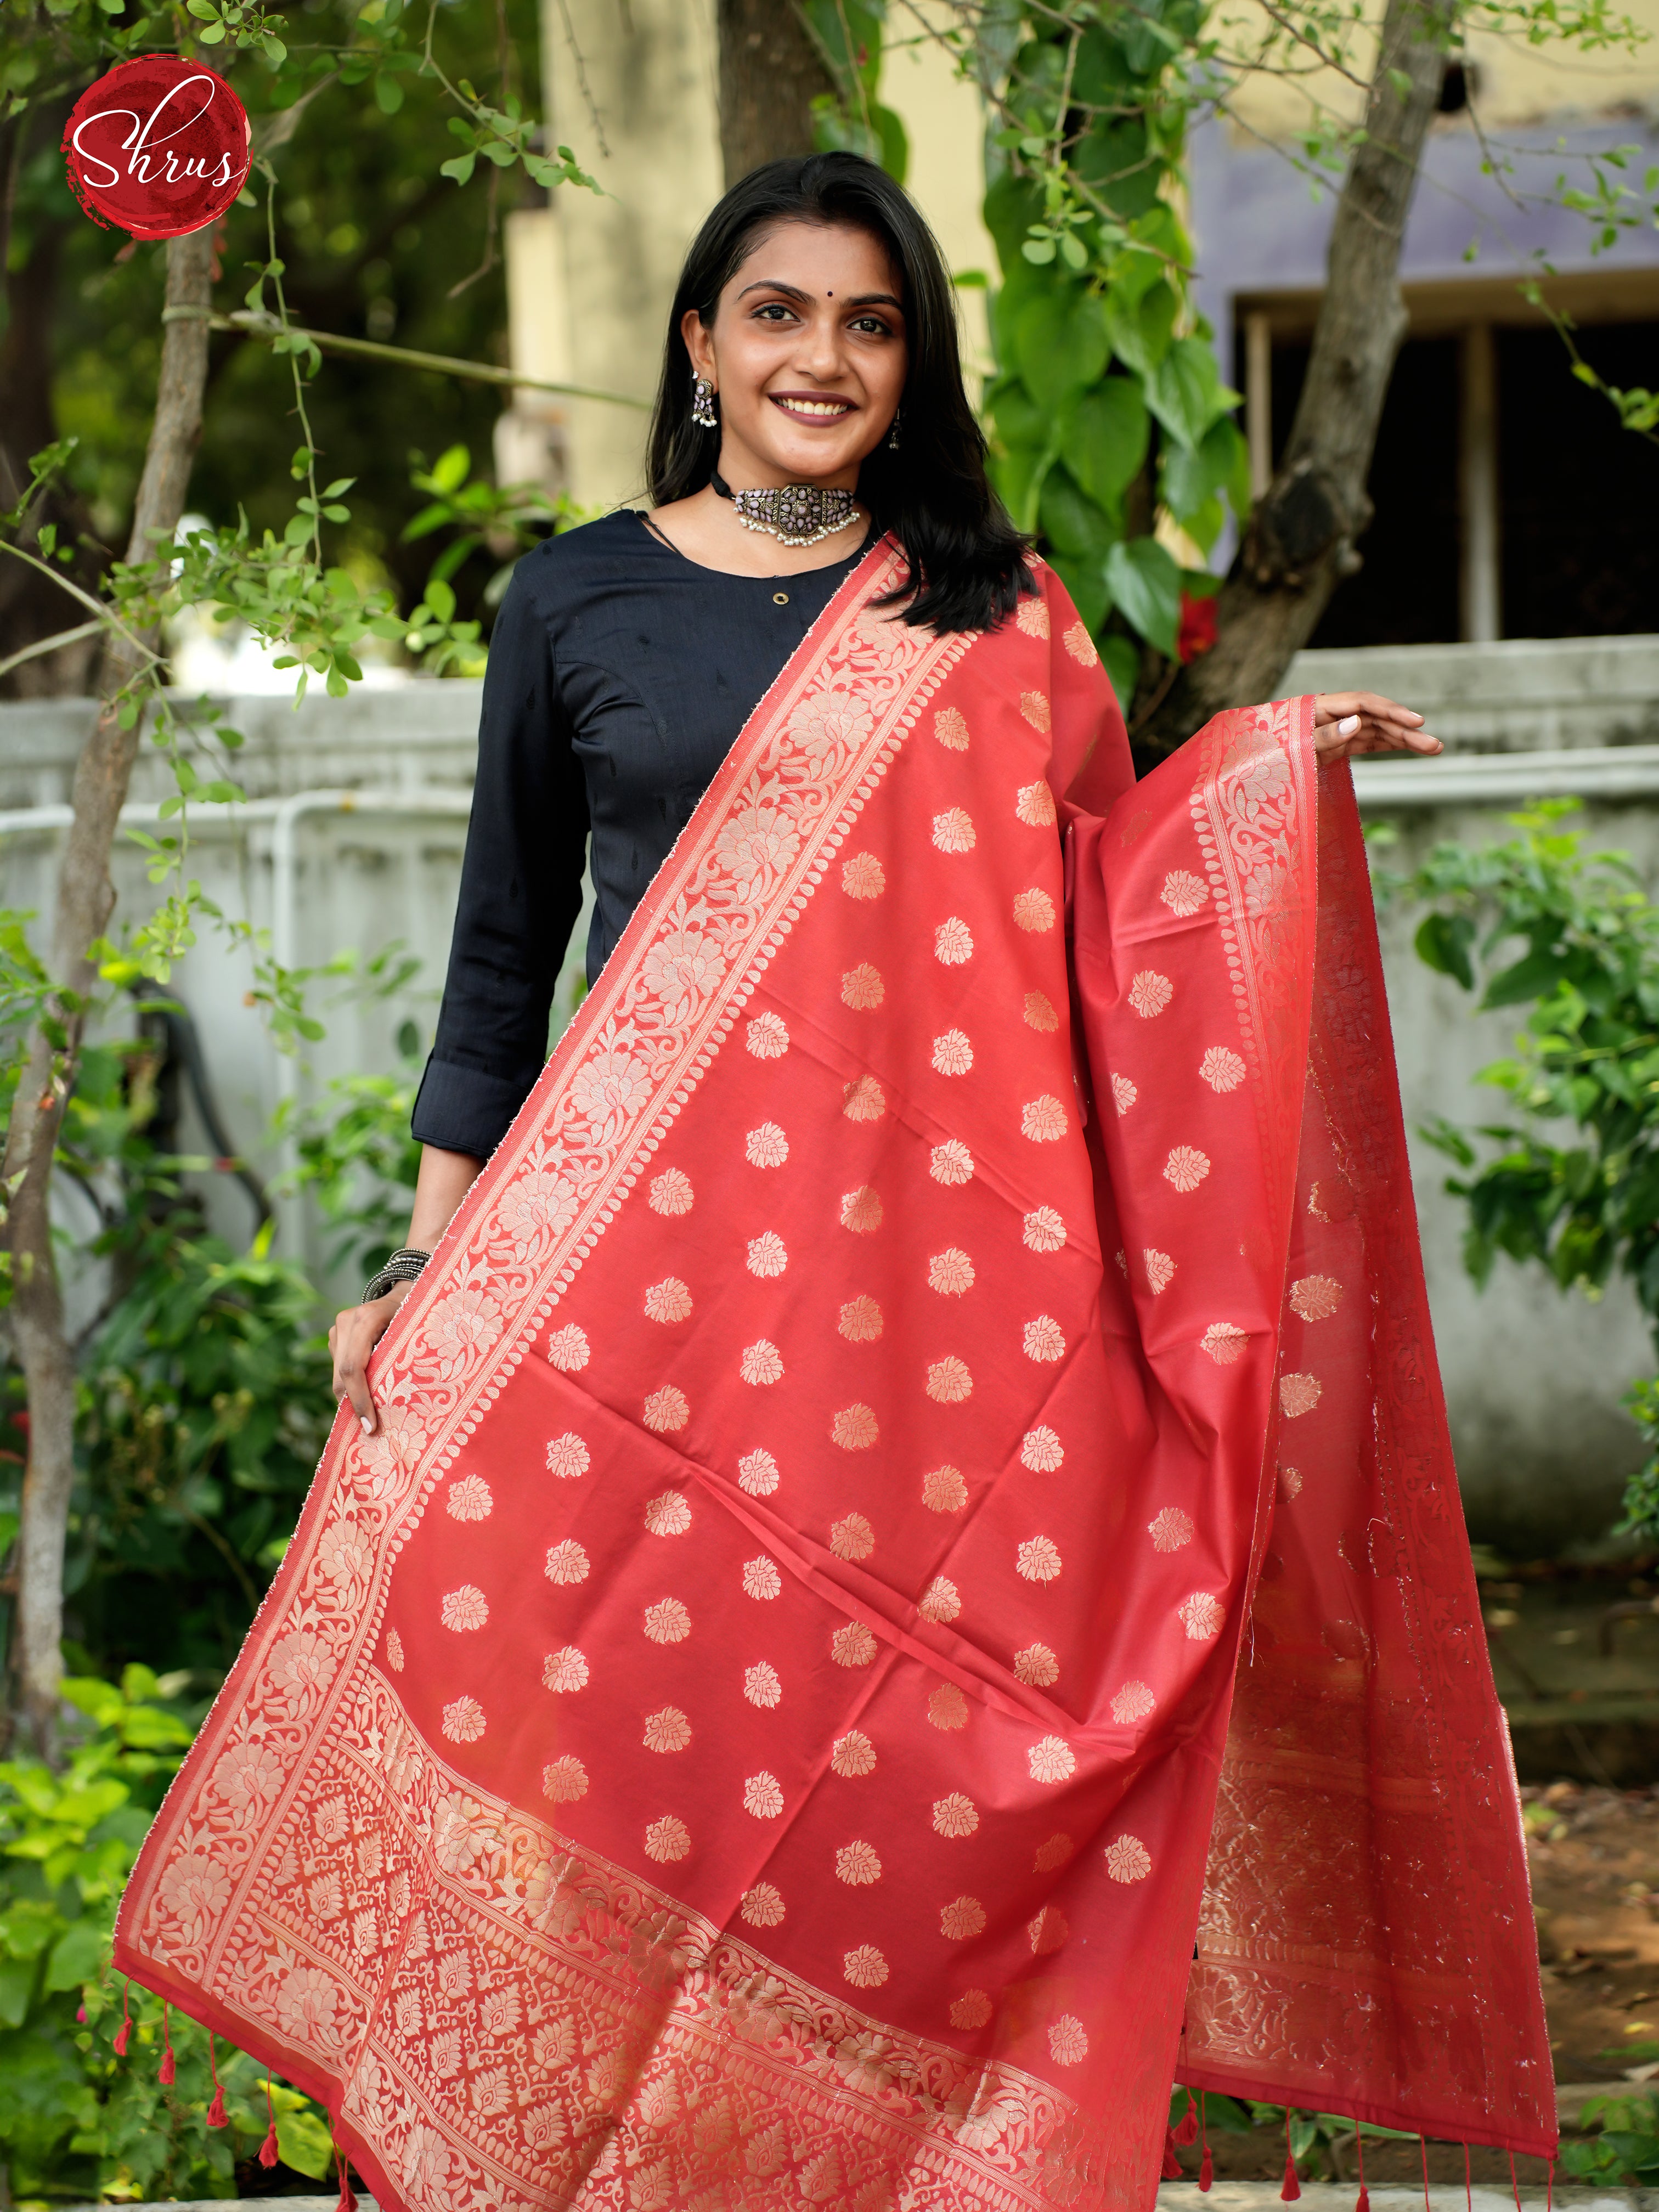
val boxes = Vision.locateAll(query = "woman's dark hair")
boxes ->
[646,151,1032,635]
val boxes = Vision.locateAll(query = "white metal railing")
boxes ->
[0,786,474,1262]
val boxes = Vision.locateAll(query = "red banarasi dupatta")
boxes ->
[117,540,1554,2212]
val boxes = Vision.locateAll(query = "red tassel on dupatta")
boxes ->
[258,2074,280,2168]
[112,1976,131,2057]
[1163,2131,1184,2180]
[335,2147,358,2212]
[1281,2111,1302,2201]
[1175,2089,1199,2145]
[1355,2117,1369,2212]
[156,2000,174,2086]
[205,2030,227,2127]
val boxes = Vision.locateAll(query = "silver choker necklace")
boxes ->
[711,470,861,550]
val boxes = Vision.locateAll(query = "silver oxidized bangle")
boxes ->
[363,1246,431,1303]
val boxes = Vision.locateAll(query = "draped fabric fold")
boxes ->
[116,540,1553,2212]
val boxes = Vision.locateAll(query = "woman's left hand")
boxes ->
[1312,692,1443,766]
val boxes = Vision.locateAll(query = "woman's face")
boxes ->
[683,219,907,492]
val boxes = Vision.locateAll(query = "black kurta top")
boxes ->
[411,510,875,1160]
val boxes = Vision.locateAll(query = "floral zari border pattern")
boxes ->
[1186,697,1312,1229]
[117,544,1108,2212]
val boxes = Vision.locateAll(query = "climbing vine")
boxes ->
[976,0,1242,713]
[909,0,1650,719]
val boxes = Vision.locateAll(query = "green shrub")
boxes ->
[1560,2091,1659,2183]
[1406,803,1659,1537]
[0,950,427,1681]
[279,1058,421,1283]
[70,1232,336,1680]
[0,1667,333,2204]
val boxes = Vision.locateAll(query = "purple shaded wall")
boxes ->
[1189,110,1659,383]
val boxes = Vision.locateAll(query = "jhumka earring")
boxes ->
[692,374,718,430]
[887,407,902,452]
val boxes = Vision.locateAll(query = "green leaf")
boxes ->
[440,154,477,185]
[422,575,458,624]
[1015,289,1109,411]
[430,445,471,495]
[988,379,1047,454]
[1071,22,1135,101]
[983,167,1046,278]
[1046,556,1107,634]
[1040,469,1119,564]
[1103,276,1176,376]
[872,103,908,187]
[1416,913,1476,990]
[1163,415,1243,522]
[1483,944,1567,1009]
[0,1955,34,2027]
[44,1921,108,1994]
[1101,634,1139,713]
[1060,379,1148,510]
[1104,536,1182,657]
[374,71,404,113]
[989,438,1059,538]
[1073,115,1161,221]
[277,2102,336,2180]
[1148,337,1232,452]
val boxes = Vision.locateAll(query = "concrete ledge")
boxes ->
[1284,636,1659,754]
[1352,743,1659,806]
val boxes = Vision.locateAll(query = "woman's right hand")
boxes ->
[329,1143,484,1437]
[330,1283,416,1437]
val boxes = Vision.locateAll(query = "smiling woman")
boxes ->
[119,151,1538,2212]
[665,225,908,559]
[645,153,1031,622]
[641,156,1035,624]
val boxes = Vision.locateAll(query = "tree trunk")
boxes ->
[717,0,834,183]
[1136,0,1450,752]
[3,222,213,1759]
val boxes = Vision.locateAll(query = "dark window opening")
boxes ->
[1437,61,1471,114]
[1264,334,1462,647]
[1244,315,1659,645]
[1498,319,1659,638]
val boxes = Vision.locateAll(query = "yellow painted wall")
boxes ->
[881,2,1000,387]
[506,0,723,512]
[1219,0,1659,138]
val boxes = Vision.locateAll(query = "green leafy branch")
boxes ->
[1404,804,1659,1537]
[968,1,1245,707]
[1521,279,1659,441]
[0,1669,337,2198]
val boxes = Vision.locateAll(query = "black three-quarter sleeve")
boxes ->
[411,510,874,1163]
[410,562,590,1159]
